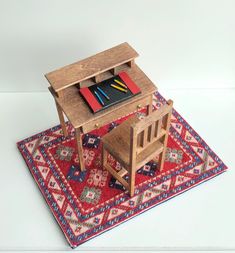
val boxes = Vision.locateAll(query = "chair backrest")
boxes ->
[129,100,173,164]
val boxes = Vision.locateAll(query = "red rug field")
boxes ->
[17,92,227,248]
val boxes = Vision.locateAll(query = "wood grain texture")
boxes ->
[45,42,139,92]
[50,64,156,129]
[47,43,157,174]
[158,100,173,171]
[129,121,138,196]
[102,100,173,197]
[82,95,151,134]
[102,116,140,168]
[75,127,85,171]
[55,100,68,137]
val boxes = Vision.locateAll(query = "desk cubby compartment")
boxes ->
[78,65,132,90]
[111,62,132,76]
[78,78,96,89]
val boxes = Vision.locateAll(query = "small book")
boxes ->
[79,72,141,113]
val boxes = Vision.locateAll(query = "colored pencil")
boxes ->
[110,84,127,93]
[114,79,127,88]
[97,87,110,100]
[94,90,104,105]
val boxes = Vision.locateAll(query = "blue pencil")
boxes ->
[97,87,110,100]
[94,90,104,106]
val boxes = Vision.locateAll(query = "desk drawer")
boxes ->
[82,95,151,133]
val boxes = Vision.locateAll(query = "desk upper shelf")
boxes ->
[45,42,139,93]
[49,64,157,129]
[46,42,157,130]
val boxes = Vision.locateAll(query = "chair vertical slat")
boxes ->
[137,132,141,147]
[142,129,148,147]
[150,123,155,141]
[155,118,162,138]
[138,131,143,148]
[162,115,167,129]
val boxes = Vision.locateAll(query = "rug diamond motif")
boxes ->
[17,92,227,248]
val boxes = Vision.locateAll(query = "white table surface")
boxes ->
[0,88,234,252]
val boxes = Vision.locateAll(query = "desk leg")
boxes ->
[55,101,68,137]
[147,94,153,115]
[75,127,85,171]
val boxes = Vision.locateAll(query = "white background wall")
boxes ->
[1,1,235,252]
[0,0,234,92]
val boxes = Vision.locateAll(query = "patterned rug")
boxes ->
[17,92,227,248]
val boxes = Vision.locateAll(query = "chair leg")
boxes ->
[152,157,158,164]
[129,164,136,197]
[103,145,135,197]
[102,145,108,168]
[159,150,166,171]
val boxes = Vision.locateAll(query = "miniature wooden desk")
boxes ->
[45,43,157,171]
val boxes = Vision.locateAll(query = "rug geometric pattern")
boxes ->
[17,92,227,248]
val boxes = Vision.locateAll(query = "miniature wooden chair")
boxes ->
[102,100,173,197]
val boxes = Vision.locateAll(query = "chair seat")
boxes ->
[102,115,140,167]
[102,115,164,169]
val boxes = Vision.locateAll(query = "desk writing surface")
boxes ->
[45,42,138,92]
[51,65,157,129]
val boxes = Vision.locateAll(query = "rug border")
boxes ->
[16,142,227,248]
[17,92,228,248]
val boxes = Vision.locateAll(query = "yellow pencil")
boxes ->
[114,79,127,88]
[111,84,127,93]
